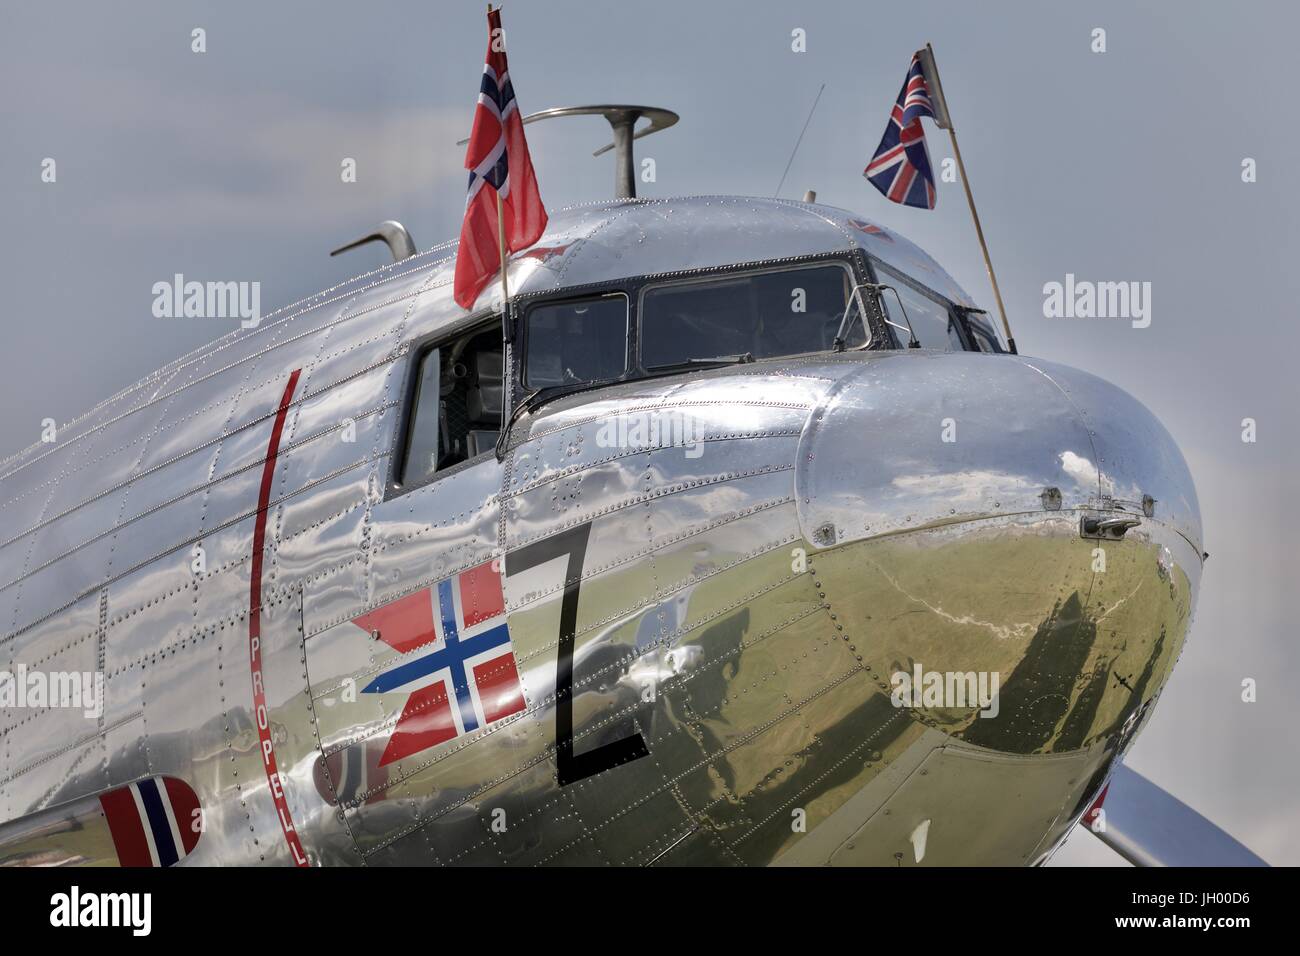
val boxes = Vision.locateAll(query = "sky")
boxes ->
[1,0,1297,865]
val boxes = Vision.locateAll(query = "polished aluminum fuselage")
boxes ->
[0,197,1201,865]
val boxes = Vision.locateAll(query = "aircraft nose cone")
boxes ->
[795,352,1201,553]
[795,352,1202,757]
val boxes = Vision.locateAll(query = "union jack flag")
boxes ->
[352,561,526,767]
[453,7,548,309]
[864,53,938,209]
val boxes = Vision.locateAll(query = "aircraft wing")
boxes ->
[1079,762,1268,866]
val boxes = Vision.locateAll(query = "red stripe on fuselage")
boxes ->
[249,368,309,867]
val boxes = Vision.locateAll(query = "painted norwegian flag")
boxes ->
[453,7,548,309]
[98,776,202,867]
[354,561,526,767]
[864,52,939,209]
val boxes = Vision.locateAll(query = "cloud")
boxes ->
[1059,450,1100,490]
[6,66,468,233]
[889,469,1042,506]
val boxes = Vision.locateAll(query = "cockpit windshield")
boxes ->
[963,309,1007,353]
[873,263,967,351]
[524,293,629,388]
[639,263,862,369]
[515,259,995,414]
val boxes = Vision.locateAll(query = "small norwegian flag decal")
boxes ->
[847,218,894,242]
[98,776,202,867]
[353,561,526,767]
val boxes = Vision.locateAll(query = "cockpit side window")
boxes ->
[638,263,859,370]
[398,346,442,487]
[523,293,629,388]
[963,310,1006,353]
[873,263,968,351]
[392,322,507,493]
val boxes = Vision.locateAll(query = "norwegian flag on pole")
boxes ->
[453,7,548,310]
[353,561,526,767]
[864,52,943,209]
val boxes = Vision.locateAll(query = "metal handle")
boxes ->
[1080,514,1142,540]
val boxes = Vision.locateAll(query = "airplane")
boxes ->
[0,102,1268,868]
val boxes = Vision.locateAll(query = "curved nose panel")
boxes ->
[795,352,1102,547]
[794,351,1202,764]
[795,352,1201,555]
[1022,357,1202,551]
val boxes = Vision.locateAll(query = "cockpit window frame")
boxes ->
[497,250,885,442]
[867,258,976,352]
[959,308,1008,354]
[520,290,632,390]
[384,309,505,501]
[386,249,991,502]
[634,259,863,369]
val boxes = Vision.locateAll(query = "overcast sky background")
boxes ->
[1,0,1296,865]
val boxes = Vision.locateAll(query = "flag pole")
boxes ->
[921,43,1017,354]
[496,191,510,305]
[487,3,514,452]
[489,4,511,313]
